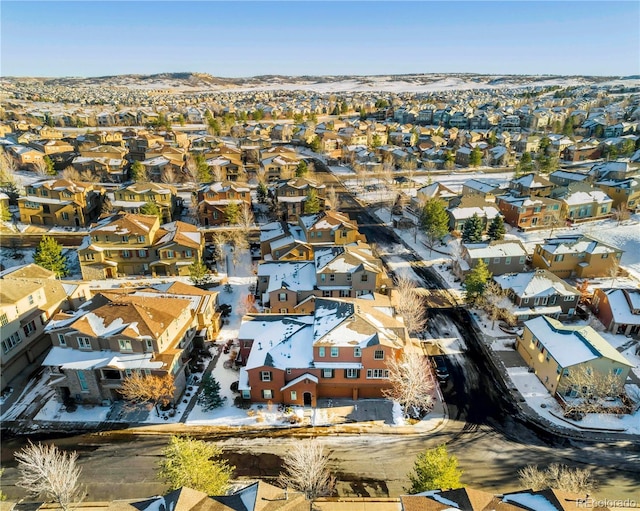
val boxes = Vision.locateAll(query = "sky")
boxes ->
[1,1,638,78]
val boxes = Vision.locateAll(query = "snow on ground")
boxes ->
[507,367,640,435]
[35,399,110,423]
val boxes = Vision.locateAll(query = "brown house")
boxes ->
[595,177,640,213]
[509,172,555,197]
[455,239,528,277]
[18,178,103,227]
[112,182,179,223]
[496,194,562,230]
[237,297,411,405]
[276,177,326,222]
[592,288,640,336]
[298,210,365,245]
[196,181,251,227]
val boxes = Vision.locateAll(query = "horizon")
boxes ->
[1,1,639,78]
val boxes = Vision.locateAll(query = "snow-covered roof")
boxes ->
[494,270,578,298]
[522,316,633,368]
[603,289,640,326]
[449,205,499,220]
[42,347,163,370]
[563,189,612,206]
[465,240,527,259]
[258,261,316,293]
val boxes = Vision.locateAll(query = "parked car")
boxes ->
[431,355,450,382]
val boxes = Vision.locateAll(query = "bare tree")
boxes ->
[278,439,334,500]
[238,202,255,231]
[563,365,624,415]
[33,158,52,177]
[384,351,434,418]
[0,151,17,177]
[518,463,595,493]
[161,166,177,184]
[612,207,630,226]
[211,231,229,271]
[326,185,338,211]
[482,280,506,329]
[61,166,82,181]
[119,373,176,416]
[211,165,224,183]
[394,275,428,334]
[15,441,84,511]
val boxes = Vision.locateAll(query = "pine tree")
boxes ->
[469,147,482,167]
[188,260,210,287]
[0,203,11,222]
[296,160,308,177]
[198,375,224,411]
[43,156,56,176]
[408,445,462,493]
[34,236,68,277]
[257,182,268,203]
[420,198,450,253]
[304,189,321,214]
[463,259,492,304]
[224,201,240,224]
[140,201,163,221]
[487,215,506,241]
[461,213,484,243]
[130,161,148,183]
[518,152,533,173]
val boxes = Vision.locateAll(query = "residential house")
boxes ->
[595,177,640,213]
[298,210,365,245]
[196,181,251,227]
[83,130,124,147]
[6,144,45,169]
[589,160,635,181]
[447,196,500,232]
[79,213,204,279]
[401,488,521,511]
[559,186,613,223]
[496,194,562,231]
[510,173,554,197]
[237,296,411,405]
[494,269,580,322]
[18,179,103,227]
[28,139,75,155]
[111,182,179,223]
[140,156,182,182]
[562,141,601,162]
[72,156,127,182]
[256,261,317,313]
[206,152,246,182]
[276,177,326,222]
[454,239,528,277]
[461,179,506,202]
[259,221,312,261]
[80,144,128,161]
[42,292,195,405]
[516,316,632,397]
[261,154,301,183]
[592,288,640,336]
[0,264,90,389]
[532,234,623,279]
[549,169,590,188]
[414,182,459,209]
[127,133,165,161]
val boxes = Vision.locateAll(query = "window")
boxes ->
[0,314,8,326]
[136,249,145,258]
[519,256,526,264]
[262,389,273,399]
[85,253,95,261]
[57,333,66,346]
[122,235,129,242]
[613,368,623,376]
[118,339,132,352]
[345,368,359,379]
[493,257,501,263]
[62,212,69,221]
[2,332,21,353]
[322,290,332,297]
[279,292,287,302]
[318,347,325,357]
[330,347,339,357]
[374,350,384,360]
[322,369,334,378]
[122,250,130,258]
[28,294,34,305]
[137,236,145,243]
[341,230,347,238]
[145,339,154,352]
[346,273,352,282]
[354,347,361,357]
[339,289,350,297]
[361,274,368,282]
[166,250,174,259]
[320,274,326,282]
[77,371,89,392]
[77,337,91,349]
[602,253,609,259]
[23,320,36,337]
[290,390,297,401]
[260,371,271,382]
[185,250,192,258]
[564,295,574,302]
[279,308,287,313]
[367,369,389,379]
[555,254,564,262]
[505,257,511,265]
[329,274,335,281]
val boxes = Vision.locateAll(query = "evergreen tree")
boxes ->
[309,136,321,153]
[0,203,11,222]
[198,375,224,411]
[518,152,534,173]
[408,445,463,493]
[487,215,506,241]
[562,118,574,136]
[304,189,321,214]
[130,161,148,183]
[461,213,484,243]
[257,182,268,203]
[463,259,492,304]
[469,147,482,167]
[177,114,186,127]
[139,201,163,221]
[188,260,210,287]
[34,236,68,277]
[420,198,450,253]
[43,156,56,176]
[340,101,348,114]
[193,154,211,183]
[224,201,240,224]
[296,160,308,177]
[371,134,382,148]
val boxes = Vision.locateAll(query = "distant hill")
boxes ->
[3,72,635,93]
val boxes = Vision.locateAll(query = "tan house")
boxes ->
[560,187,613,223]
[260,154,301,183]
[298,210,365,245]
[72,156,127,182]
[509,173,554,197]
[414,182,459,209]
[29,139,75,155]
[128,133,165,160]
[79,213,204,279]
[6,144,45,169]
[447,196,500,232]
[196,181,251,227]
[19,179,103,227]
[455,239,528,277]
[532,234,623,279]
[259,221,312,261]
[237,297,411,405]
[276,177,326,222]
[595,177,640,213]
[0,264,90,389]
[112,182,179,223]
[42,293,196,405]
[516,316,632,397]
[80,144,128,161]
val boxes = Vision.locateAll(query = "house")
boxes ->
[237,296,411,405]
[42,292,196,405]
[559,186,613,223]
[127,133,165,160]
[0,264,90,389]
[455,239,528,277]
[509,173,554,197]
[562,141,601,162]
[516,316,632,397]
[6,144,46,169]
[71,156,127,182]
[111,182,179,223]
[592,288,640,336]
[461,179,506,202]
[79,213,204,279]
[549,169,590,188]
[28,139,75,155]
[595,177,640,213]
[259,221,313,261]
[496,194,562,231]
[414,182,459,209]
[447,196,500,232]
[80,144,129,161]
[256,261,317,313]
[196,181,251,227]
[532,234,623,279]
[401,487,521,511]
[206,154,246,182]
[494,270,580,321]
[260,154,301,182]
[589,160,635,181]
[298,210,365,245]
[276,177,326,222]
[18,179,103,228]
